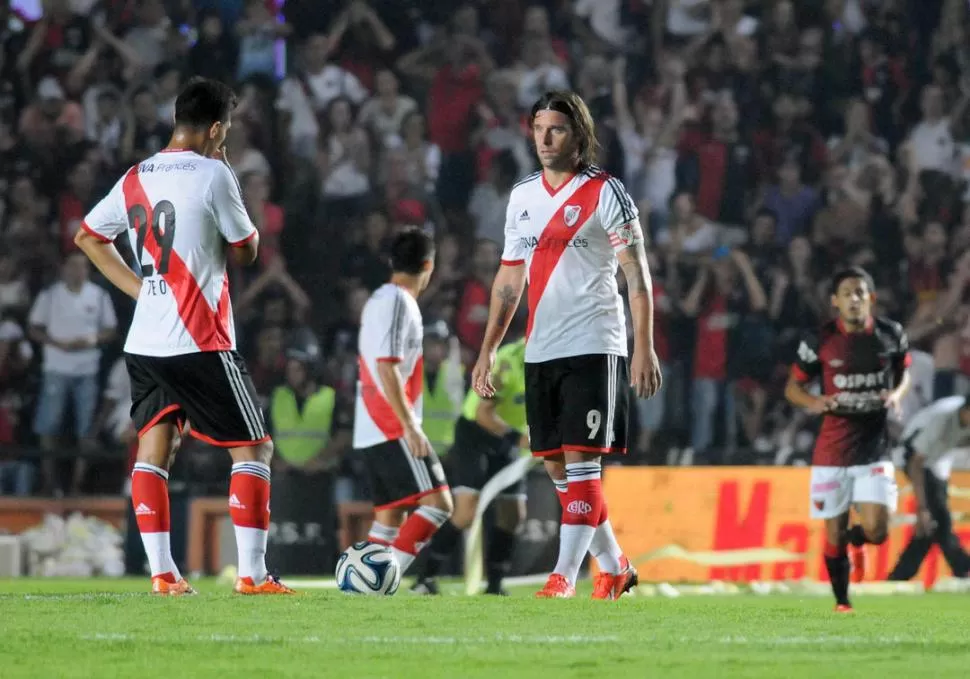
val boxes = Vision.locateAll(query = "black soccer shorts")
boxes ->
[447,417,526,498]
[357,438,449,510]
[126,350,269,447]
[524,353,629,456]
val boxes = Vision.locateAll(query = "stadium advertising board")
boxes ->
[604,467,970,587]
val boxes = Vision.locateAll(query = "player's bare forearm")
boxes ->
[784,375,826,413]
[376,361,419,432]
[74,230,142,300]
[230,231,259,266]
[891,369,912,401]
[618,244,655,349]
[475,398,514,438]
[480,264,526,357]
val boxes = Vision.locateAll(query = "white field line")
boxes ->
[706,635,934,647]
[78,633,619,645]
[75,632,935,648]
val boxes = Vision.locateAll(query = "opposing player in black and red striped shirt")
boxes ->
[785,267,911,612]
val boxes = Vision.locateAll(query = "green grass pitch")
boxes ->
[2,578,969,678]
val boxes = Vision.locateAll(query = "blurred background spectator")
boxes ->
[3,0,970,502]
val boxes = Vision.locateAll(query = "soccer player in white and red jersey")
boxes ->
[73,78,293,596]
[472,91,662,599]
[353,227,454,575]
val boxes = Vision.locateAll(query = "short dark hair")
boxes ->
[389,226,434,275]
[530,91,598,167]
[830,266,875,296]
[174,77,238,128]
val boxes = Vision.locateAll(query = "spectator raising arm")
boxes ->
[236,258,312,320]
[730,250,768,312]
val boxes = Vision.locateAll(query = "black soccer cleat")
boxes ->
[484,586,510,596]
[410,577,440,596]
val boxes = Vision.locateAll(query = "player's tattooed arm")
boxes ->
[480,264,526,356]
[617,243,652,299]
[497,284,518,325]
[617,242,655,347]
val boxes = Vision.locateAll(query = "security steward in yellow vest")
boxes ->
[422,320,465,457]
[413,336,529,596]
[269,349,345,475]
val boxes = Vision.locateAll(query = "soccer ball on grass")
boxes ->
[335,542,402,595]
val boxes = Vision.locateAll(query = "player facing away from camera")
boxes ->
[472,91,662,599]
[785,267,911,612]
[413,335,529,596]
[353,227,454,575]
[73,78,293,595]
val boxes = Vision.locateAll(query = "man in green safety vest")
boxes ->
[268,349,347,474]
[413,335,528,595]
[421,320,465,457]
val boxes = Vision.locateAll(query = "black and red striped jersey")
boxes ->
[792,316,910,466]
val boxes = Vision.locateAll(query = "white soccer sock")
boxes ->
[553,472,623,576]
[390,547,415,574]
[140,531,181,581]
[552,462,602,585]
[391,505,450,574]
[132,462,181,581]
[234,526,269,582]
[368,522,399,546]
[229,461,271,583]
[554,525,596,585]
[589,519,624,574]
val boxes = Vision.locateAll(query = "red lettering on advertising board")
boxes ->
[709,480,769,581]
[772,523,809,580]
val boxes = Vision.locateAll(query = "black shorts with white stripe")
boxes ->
[125,350,270,447]
[357,438,449,511]
[524,353,630,457]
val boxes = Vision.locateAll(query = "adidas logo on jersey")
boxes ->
[229,494,246,510]
[518,210,530,221]
[135,503,154,516]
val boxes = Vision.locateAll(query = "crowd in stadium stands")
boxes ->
[1,0,970,498]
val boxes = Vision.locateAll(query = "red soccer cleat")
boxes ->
[591,572,616,600]
[535,574,576,599]
[234,574,295,595]
[849,544,867,583]
[591,556,639,600]
[151,576,197,596]
[834,604,854,613]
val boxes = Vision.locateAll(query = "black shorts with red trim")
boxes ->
[126,351,270,447]
[525,353,629,457]
[357,438,449,511]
